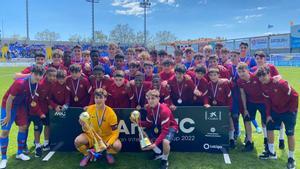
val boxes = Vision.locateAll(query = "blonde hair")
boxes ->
[203,45,213,51]
[138,51,151,61]
[52,49,63,57]
[146,89,160,98]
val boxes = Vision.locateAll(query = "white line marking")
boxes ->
[223,153,231,164]
[42,151,55,161]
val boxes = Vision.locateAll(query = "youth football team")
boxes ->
[0,42,298,169]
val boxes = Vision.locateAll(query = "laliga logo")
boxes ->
[118,117,195,134]
[54,111,66,118]
[203,143,210,150]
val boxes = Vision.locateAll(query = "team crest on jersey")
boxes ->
[253,81,257,84]
[218,88,222,91]
[122,91,125,94]
[80,84,83,88]
[274,89,278,92]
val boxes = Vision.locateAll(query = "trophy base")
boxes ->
[140,138,152,149]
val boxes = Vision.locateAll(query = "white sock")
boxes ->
[153,146,162,154]
[288,151,294,159]
[229,130,234,140]
[268,143,275,154]
[44,140,49,146]
[263,127,267,138]
[35,143,41,148]
[161,154,169,160]
[279,128,284,140]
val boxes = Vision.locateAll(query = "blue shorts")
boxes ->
[1,107,17,131]
[246,102,266,124]
[267,111,297,136]
[146,127,177,144]
[231,88,241,117]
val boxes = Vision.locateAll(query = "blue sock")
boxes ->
[17,132,26,155]
[252,119,259,128]
[0,137,9,160]
[234,118,240,136]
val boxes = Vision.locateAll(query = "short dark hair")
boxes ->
[144,60,154,67]
[239,42,248,47]
[174,49,183,56]
[256,66,270,77]
[208,55,218,61]
[56,70,66,79]
[195,64,207,74]
[194,53,204,59]
[90,50,99,57]
[34,52,45,59]
[254,51,266,58]
[215,42,223,48]
[115,53,125,60]
[31,64,45,76]
[73,45,82,50]
[46,67,57,75]
[69,64,81,73]
[174,64,186,73]
[158,50,167,56]
[129,60,140,68]
[134,71,145,80]
[114,70,125,78]
[149,50,158,57]
[162,58,173,66]
[93,65,105,73]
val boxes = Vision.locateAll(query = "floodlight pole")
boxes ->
[86,0,99,44]
[140,0,151,47]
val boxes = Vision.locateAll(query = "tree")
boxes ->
[68,34,82,43]
[35,29,60,41]
[134,31,156,48]
[94,31,108,44]
[109,24,135,45]
[154,31,177,45]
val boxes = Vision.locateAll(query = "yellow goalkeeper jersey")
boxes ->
[86,104,119,146]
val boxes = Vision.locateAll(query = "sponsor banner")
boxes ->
[291,25,300,48]
[250,37,268,49]
[50,106,229,153]
[270,35,290,49]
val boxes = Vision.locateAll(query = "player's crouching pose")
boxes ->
[74,88,122,167]
[131,89,179,169]
[256,66,298,169]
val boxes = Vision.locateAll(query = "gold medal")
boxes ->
[74,96,79,102]
[177,98,182,104]
[154,127,159,134]
[136,105,141,110]
[31,101,37,107]
[213,100,217,105]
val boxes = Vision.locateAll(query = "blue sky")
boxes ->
[0,0,299,41]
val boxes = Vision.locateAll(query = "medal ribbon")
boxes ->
[72,78,80,95]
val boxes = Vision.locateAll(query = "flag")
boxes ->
[267,24,274,29]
